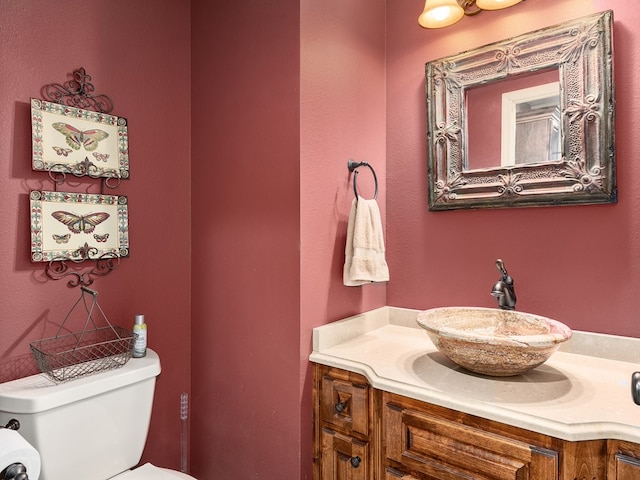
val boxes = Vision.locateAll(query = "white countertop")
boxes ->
[310,306,640,443]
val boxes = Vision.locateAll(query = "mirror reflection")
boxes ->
[467,69,560,170]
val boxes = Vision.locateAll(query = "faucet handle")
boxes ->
[496,259,509,278]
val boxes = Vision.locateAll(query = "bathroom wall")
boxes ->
[386,0,640,338]
[0,0,191,470]
[4,1,640,479]
[300,0,387,476]
[190,2,302,479]
[190,0,386,478]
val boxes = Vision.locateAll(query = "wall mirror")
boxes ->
[426,10,615,210]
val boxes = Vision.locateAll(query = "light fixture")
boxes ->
[476,0,523,10]
[418,0,523,29]
[418,0,464,29]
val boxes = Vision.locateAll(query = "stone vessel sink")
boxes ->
[416,307,572,376]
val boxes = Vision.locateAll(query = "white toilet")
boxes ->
[0,349,195,480]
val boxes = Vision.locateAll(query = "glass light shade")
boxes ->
[418,0,464,29]
[476,0,523,10]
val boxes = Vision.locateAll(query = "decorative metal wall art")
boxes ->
[41,67,114,113]
[31,98,129,180]
[45,253,121,288]
[30,190,129,263]
[29,68,130,286]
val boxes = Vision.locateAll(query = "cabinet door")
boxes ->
[613,454,640,480]
[321,428,369,480]
[609,441,640,480]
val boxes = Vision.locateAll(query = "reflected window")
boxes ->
[502,81,561,166]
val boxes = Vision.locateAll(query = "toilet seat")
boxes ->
[111,463,197,479]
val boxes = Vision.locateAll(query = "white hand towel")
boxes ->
[343,196,390,286]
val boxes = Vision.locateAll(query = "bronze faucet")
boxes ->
[491,259,516,310]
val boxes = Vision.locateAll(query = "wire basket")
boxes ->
[30,287,134,382]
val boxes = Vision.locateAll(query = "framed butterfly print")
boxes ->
[31,98,129,179]
[30,190,129,262]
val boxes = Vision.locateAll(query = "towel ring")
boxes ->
[347,159,378,201]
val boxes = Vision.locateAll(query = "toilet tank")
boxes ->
[0,350,161,480]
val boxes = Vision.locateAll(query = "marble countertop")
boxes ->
[309,306,640,443]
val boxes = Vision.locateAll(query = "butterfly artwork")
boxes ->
[93,233,109,243]
[52,123,109,152]
[52,233,71,244]
[92,152,110,162]
[52,146,73,157]
[51,211,110,234]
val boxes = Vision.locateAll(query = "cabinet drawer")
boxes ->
[384,467,419,479]
[321,373,369,436]
[384,396,558,480]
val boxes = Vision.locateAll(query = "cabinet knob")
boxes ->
[350,456,361,468]
[334,400,347,413]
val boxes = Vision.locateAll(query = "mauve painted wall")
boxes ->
[0,0,191,470]
[191,0,386,478]
[4,0,640,479]
[190,1,302,478]
[386,0,640,337]
[300,0,387,328]
[300,0,387,477]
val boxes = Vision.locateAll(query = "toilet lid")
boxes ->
[112,463,197,480]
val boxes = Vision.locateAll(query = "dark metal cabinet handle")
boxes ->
[350,456,361,468]
[334,400,347,413]
[632,372,640,405]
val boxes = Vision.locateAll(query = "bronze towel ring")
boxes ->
[347,159,378,201]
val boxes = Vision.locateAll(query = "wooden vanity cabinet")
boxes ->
[314,364,640,480]
[314,365,380,480]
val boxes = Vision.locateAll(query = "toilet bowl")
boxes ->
[112,463,195,479]
[0,350,196,480]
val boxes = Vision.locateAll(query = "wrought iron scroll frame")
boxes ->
[41,67,114,113]
[38,68,124,287]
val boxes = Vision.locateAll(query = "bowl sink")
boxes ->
[416,307,572,376]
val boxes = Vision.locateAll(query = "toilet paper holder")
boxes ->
[1,419,32,480]
[1,419,20,431]
[1,463,30,480]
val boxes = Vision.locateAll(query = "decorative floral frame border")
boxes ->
[31,98,129,179]
[426,10,615,210]
[30,190,129,263]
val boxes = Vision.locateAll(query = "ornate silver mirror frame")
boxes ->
[426,10,615,210]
